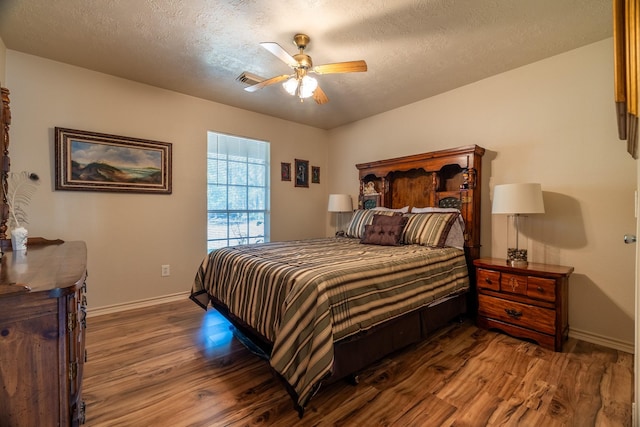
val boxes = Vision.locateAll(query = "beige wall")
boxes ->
[328,39,636,349]
[0,36,5,85]
[5,51,330,309]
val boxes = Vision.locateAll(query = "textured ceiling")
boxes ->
[0,0,612,130]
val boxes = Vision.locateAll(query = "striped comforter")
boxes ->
[190,237,469,408]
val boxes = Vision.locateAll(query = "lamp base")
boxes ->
[507,247,528,268]
[507,259,528,268]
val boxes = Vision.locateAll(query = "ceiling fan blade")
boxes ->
[313,85,329,104]
[313,60,367,74]
[260,42,298,68]
[244,74,291,92]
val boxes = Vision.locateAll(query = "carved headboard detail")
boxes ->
[356,145,485,260]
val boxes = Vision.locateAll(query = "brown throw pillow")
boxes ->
[361,214,408,246]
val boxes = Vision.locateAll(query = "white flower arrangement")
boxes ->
[4,171,40,249]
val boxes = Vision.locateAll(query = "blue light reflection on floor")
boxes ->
[198,309,234,358]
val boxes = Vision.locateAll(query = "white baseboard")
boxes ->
[570,327,634,354]
[87,291,191,318]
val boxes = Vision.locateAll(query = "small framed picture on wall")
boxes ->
[281,162,291,181]
[295,159,309,188]
[312,166,320,184]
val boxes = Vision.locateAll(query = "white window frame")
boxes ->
[207,131,270,251]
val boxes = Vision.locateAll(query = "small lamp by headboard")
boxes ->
[328,194,353,236]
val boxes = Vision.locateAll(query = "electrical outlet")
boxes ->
[161,264,170,277]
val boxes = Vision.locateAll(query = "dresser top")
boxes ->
[0,241,87,297]
[474,257,574,277]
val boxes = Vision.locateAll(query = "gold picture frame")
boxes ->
[55,127,172,193]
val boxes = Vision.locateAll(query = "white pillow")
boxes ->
[411,207,459,214]
[372,206,410,213]
[410,207,465,249]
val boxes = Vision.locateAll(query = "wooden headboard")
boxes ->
[356,145,485,260]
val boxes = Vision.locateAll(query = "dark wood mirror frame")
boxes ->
[1,87,10,243]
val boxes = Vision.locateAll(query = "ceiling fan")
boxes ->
[242,34,367,104]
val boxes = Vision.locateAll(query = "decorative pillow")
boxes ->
[371,206,410,213]
[361,214,408,246]
[345,209,397,239]
[401,212,459,247]
[410,207,465,249]
[443,219,465,249]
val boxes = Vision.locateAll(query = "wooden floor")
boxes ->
[83,299,633,426]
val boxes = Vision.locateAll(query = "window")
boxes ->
[207,132,270,252]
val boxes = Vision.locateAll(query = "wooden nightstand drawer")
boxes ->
[477,268,500,292]
[501,273,527,296]
[477,294,555,335]
[473,258,573,351]
[526,276,556,302]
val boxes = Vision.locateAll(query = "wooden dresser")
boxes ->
[0,241,88,426]
[473,258,573,351]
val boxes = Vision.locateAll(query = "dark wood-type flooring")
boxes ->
[83,299,633,426]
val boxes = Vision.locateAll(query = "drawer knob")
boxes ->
[485,278,492,284]
[537,286,544,293]
[505,308,523,319]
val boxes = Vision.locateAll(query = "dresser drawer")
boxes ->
[501,273,527,296]
[526,276,556,302]
[477,268,500,292]
[477,294,556,335]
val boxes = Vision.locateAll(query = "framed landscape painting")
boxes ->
[55,127,172,193]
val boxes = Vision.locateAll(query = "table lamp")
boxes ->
[492,183,545,267]
[328,194,353,236]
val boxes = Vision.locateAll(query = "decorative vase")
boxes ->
[11,226,28,251]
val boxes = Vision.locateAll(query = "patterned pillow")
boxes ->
[360,214,409,246]
[401,212,458,247]
[345,210,397,239]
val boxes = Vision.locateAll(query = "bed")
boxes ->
[190,144,485,416]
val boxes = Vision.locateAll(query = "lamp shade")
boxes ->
[328,194,353,212]
[283,75,318,99]
[283,77,298,95]
[492,183,545,214]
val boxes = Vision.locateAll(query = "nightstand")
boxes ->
[473,258,573,351]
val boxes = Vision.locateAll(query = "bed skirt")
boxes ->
[202,289,468,416]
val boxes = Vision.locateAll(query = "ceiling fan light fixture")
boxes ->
[299,75,318,98]
[246,33,367,105]
[283,75,318,99]
[283,77,298,96]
